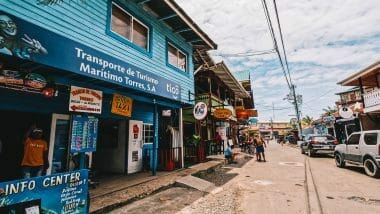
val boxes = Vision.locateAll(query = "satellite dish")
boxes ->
[339,107,353,119]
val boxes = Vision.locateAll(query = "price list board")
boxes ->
[70,115,98,153]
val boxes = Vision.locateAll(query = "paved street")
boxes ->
[112,141,380,214]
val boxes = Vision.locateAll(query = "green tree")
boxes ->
[302,115,314,126]
[322,106,337,116]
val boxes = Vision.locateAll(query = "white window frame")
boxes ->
[168,42,187,72]
[111,2,150,51]
[143,123,154,144]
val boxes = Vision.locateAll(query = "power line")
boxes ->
[214,49,276,57]
[272,0,293,86]
[261,0,291,90]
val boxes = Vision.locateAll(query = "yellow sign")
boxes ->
[213,108,232,119]
[111,93,133,117]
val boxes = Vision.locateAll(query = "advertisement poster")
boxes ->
[0,10,181,101]
[69,86,103,114]
[111,93,133,117]
[71,115,98,153]
[0,170,88,213]
[0,69,49,93]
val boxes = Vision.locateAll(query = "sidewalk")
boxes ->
[89,156,226,213]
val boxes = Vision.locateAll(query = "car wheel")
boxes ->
[334,153,345,168]
[363,158,380,178]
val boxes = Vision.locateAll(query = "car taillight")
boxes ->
[333,140,339,145]
[310,140,317,144]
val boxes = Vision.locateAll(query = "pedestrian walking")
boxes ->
[254,134,266,162]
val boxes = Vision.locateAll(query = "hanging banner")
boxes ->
[111,93,133,117]
[0,170,88,213]
[69,86,103,114]
[0,10,181,101]
[70,115,98,153]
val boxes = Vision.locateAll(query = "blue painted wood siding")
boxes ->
[1,0,194,104]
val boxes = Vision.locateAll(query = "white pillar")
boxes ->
[179,108,184,168]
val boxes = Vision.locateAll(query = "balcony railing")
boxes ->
[364,89,380,113]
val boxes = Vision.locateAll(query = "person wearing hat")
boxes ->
[21,127,49,178]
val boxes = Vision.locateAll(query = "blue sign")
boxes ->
[0,11,181,101]
[71,115,98,153]
[0,170,88,213]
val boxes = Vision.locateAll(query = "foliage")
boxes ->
[186,134,201,146]
[302,115,314,127]
[322,106,337,116]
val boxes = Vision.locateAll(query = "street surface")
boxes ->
[112,141,380,214]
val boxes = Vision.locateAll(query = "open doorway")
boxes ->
[0,111,51,182]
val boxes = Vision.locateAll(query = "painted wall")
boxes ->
[1,0,194,104]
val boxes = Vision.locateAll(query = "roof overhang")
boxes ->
[337,61,380,86]
[137,0,217,51]
[211,62,250,99]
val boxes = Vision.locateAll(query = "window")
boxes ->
[347,134,360,145]
[111,3,149,50]
[143,123,154,144]
[167,43,187,71]
[364,133,378,145]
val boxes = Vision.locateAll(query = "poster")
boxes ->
[69,86,103,114]
[111,93,133,117]
[0,170,88,214]
[71,115,98,153]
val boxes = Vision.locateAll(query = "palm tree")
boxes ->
[322,106,337,116]
[302,115,314,127]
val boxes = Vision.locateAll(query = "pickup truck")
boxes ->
[334,130,380,178]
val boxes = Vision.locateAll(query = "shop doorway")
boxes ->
[0,111,51,182]
[47,114,70,175]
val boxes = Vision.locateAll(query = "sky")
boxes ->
[176,0,380,122]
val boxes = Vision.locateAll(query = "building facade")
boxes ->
[0,0,216,190]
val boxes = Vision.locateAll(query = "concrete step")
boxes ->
[176,175,216,193]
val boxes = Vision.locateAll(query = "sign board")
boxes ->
[247,117,258,124]
[162,110,171,117]
[322,116,335,123]
[236,109,258,120]
[0,170,88,213]
[193,102,207,120]
[0,11,181,101]
[339,107,353,119]
[69,86,102,114]
[0,69,49,93]
[213,108,232,119]
[70,115,98,153]
[111,93,133,117]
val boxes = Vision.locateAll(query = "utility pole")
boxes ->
[291,84,302,139]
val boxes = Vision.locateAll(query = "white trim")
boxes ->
[111,2,150,51]
[168,42,187,72]
[47,114,70,175]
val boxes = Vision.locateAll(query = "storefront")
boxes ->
[0,0,216,211]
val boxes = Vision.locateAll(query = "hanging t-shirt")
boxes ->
[21,138,48,166]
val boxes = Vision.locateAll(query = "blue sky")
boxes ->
[177,0,380,122]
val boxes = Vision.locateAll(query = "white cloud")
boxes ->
[176,0,380,122]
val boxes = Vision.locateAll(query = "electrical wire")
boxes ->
[214,49,276,57]
[261,0,291,90]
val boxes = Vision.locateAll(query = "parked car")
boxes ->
[300,134,338,157]
[334,130,380,178]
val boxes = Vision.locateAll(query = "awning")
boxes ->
[136,0,217,51]
[338,61,380,86]
[211,62,250,99]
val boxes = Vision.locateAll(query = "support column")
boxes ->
[152,99,158,176]
[179,108,184,168]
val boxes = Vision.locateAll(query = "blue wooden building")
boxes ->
[0,0,216,187]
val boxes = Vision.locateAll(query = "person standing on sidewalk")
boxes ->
[254,134,266,162]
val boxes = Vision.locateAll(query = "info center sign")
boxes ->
[0,170,88,213]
